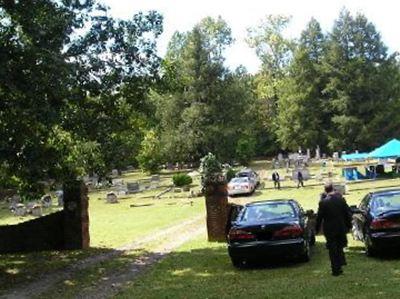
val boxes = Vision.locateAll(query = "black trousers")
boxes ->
[326,235,347,274]
[273,180,280,189]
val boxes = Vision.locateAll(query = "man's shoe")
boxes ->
[332,270,343,276]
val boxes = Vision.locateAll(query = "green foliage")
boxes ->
[199,153,225,186]
[172,173,193,187]
[225,168,237,182]
[0,1,163,195]
[137,130,162,174]
[235,136,257,166]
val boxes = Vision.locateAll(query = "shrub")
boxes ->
[199,153,225,187]
[225,168,237,182]
[172,173,193,187]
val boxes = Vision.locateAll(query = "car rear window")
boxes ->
[230,177,249,183]
[371,193,400,214]
[240,202,297,222]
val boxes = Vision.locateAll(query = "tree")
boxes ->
[0,0,163,195]
[276,18,328,150]
[137,130,163,173]
[247,15,294,151]
[153,17,255,164]
[322,10,400,151]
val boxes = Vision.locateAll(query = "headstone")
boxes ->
[333,152,339,161]
[315,146,321,160]
[15,204,26,216]
[31,204,43,217]
[111,169,119,177]
[9,194,21,207]
[306,148,311,159]
[106,192,118,204]
[112,178,124,186]
[41,194,52,208]
[150,175,160,189]
[278,153,283,161]
[55,190,64,207]
[127,182,140,194]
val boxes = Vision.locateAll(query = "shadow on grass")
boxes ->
[0,247,115,294]
[117,240,400,298]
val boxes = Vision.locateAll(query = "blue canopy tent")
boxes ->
[341,152,369,161]
[368,139,400,159]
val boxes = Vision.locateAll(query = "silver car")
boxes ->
[228,177,256,196]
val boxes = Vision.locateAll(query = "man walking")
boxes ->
[272,171,280,190]
[316,183,352,276]
[297,170,304,188]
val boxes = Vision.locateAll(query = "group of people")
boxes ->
[271,170,304,189]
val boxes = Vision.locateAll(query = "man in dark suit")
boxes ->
[316,183,352,276]
[272,171,280,189]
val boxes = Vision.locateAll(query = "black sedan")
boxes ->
[227,199,315,267]
[351,189,400,256]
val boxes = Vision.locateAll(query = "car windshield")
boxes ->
[240,202,297,222]
[230,177,249,184]
[371,193,400,214]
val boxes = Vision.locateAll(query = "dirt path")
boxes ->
[1,215,205,299]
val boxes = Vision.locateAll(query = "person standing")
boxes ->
[272,171,281,190]
[316,183,352,276]
[297,170,304,188]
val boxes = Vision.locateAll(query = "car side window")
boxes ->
[359,195,370,210]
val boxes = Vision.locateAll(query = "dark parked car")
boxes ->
[351,189,400,256]
[227,199,316,267]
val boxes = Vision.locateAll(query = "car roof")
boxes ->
[238,168,254,173]
[245,199,297,207]
[370,189,400,197]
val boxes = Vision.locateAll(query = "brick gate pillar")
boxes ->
[204,183,228,242]
[63,180,90,249]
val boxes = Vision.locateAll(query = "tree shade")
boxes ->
[368,139,400,158]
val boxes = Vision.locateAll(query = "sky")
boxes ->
[103,0,400,73]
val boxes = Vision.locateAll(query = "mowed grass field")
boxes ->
[116,235,400,299]
[115,162,400,299]
[2,160,400,298]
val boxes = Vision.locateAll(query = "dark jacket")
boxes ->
[316,192,352,238]
[272,172,279,181]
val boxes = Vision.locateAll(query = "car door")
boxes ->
[353,194,370,241]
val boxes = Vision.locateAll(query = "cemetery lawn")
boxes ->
[115,175,400,299]
[115,235,400,299]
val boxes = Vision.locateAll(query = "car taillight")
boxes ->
[273,224,303,239]
[370,219,400,230]
[228,229,255,241]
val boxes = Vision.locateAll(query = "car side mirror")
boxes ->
[350,205,362,214]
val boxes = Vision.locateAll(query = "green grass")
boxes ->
[116,234,400,299]
[0,248,111,294]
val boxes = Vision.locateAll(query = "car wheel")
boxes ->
[299,241,310,262]
[231,257,245,268]
[365,237,377,257]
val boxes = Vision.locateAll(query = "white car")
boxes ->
[236,168,260,187]
[228,177,256,196]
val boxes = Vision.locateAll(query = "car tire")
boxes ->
[365,236,377,257]
[231,257,245,268]
[299,241,311,262]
